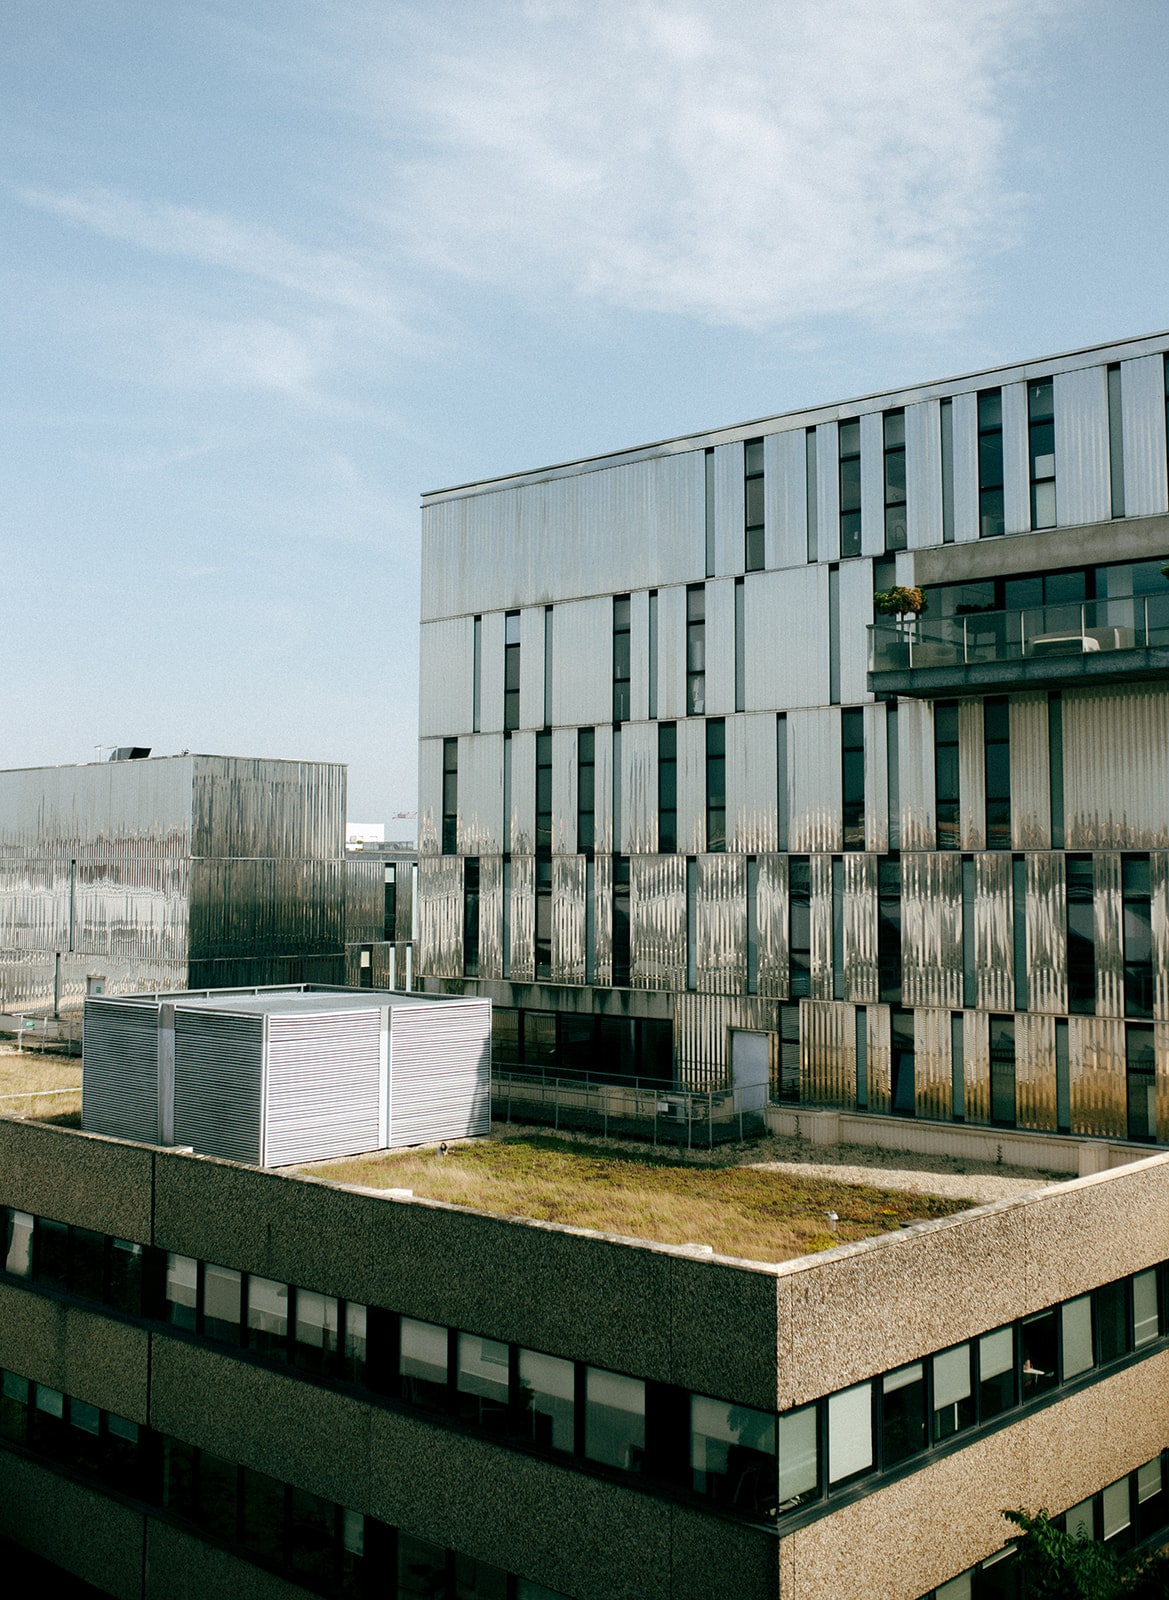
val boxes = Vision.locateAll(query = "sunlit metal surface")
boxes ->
[676,716,705,856]
[343,859,382,946]
[1069,1016,1126,1138]
[551,729,576,855]
[1016,1012,1057,1131]
[957,699,984,851]
[756,853,789,998]
[550,596,609,729]
[674,991,778,1092]
[862,703,889,853]
[897,699,935,851]
[1027,852,1067,1015]
[962,1010,990,1124]
[620,721,657,855]
[1120,354,1169,517]
[508,730,536,857]
[1010,695,1052,849]
[478,855,504,981]
[459,735,504,855]
[902,853,962,1010]
[591,852,612,988]
[417,857,462,979]
[551,855,585,986]
[815,421,841,563]
[1054,363,1111,528]
[1153,853,1169,1023]
[790,709,841,853]
[704,577,736,715]
[630,854,685,991]
[905,399,942,551]
[1065,687,1169,850]
[865,1003,891,1114]
[764,427,806,570]
[418,617,473,738]
[655,583,686,721]
[1001,381,1030,536]
[913,1007,951,1122]
[843,852,878,1005]
[728,713,777,853]
[801,998,854,1106]
[417,739,441,857]
[950,389,980,543]
[508,854,535,983]
[744,567,830,712]
[810,852,833,1001]
[859,411,883,559]
[1094,852,1124,1017]
[974,853,1014,1013]
[1157,1021,1169,1142]
[696,853,746,995]
[838,560,872,705]
[519,604,545,731]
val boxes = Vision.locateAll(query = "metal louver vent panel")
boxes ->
[264,1010,381,1166]
[81,999,160,1143]
[389,1001,491,1147]
[173,1009,263,1165]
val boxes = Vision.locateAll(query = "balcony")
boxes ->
[868,594,1169,697]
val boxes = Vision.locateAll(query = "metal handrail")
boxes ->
[869,594,1169,672]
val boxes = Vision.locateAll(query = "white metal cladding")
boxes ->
[1015,1012,1056,1131]
[420,451,704,621]
[1094,852,1124,1018]
[418,857,463,979]
[478,855,504,981]
[552,728,576,855]
[810,851,833,1001]
[672,992,777,1091]
[509,853,535,983]
[859,411,884,558]
[0,755,194,856]
[655,584,686,720]
[1121,353,1169,516]
[264,1010,382,1166]
[592,851,612,987]
[519,605,546,731]
[815,422,841,563]
[975,852,1014,1013]
[417,738,442,857]
[81,999,161,1143]
[862,702,889,853]
[1001,380,1030,535]
[843,852,877,1004]
[756,853,788,997]
[619,720,657,855]
[714,442,745,577]
[867,1002,894,1113]
[593,724,613,856]
[913,1007,951,1122]
[1069,1015,1126,1138]
[676,716,706,856]
[551,596,611,728]
[458,735,504,856]
[744,565,830,712]
[629,589,650,725]
[1055,364,1111,527]
[901,853,962,1010]
[1028,851,1067,1015]
[696,853,746,993]
[344,859,382,945]
[836,559,872,705]
[962,1010,990,1124]
[173,1008,264,1165]
[958,698,985,851]
[1010,694,1051,849]
[898,698,936,851]
[704,578,736,715]
[478,610,505,735]
[630,853,686,990]
[950,389,980,543]
[1154,852,1169,1023]
[419,617,474,738]
[727,712,777,854]
[389,1000,491,1146]
[509,730,536,857]
[766,428,806,570]
[1064,686,1169,849]
[552,854,586,985]
[789,708,841,853]
[906,400,943,549]
[802,998,854,1106]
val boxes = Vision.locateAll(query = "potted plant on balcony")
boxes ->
[871,586,927,671]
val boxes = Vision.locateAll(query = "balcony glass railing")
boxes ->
[869,594,1169,674]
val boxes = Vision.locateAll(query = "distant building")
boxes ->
[0,753,383,1014]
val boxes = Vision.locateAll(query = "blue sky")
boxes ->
[2,0,1168,824]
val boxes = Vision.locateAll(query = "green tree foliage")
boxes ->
[1004,1509,1169,1599]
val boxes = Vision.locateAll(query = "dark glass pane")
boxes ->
[884,448,906,501]
[36,1218,69,1290]
[240,1466,285,1567]
[522,1011,557,1069]
[990,1016,1016,1126]
[289,1487,336,1589]
[691,1395,777,1514]
[203,1263,243,1345]
[839,456,861,512]
[746,524,766,570]
[980,488,1005,538]
[978,1327,1016,1419]
[294,1288,340,1374]
[399,1534,448,1598]
[1020,1309,1058,1398]
[1095,1280,1129,1364]
[31,1384,68,1458]
[745,439,765,476]
[745,475,765,527]
[1028,379,1054,420]
[246,1276,289,1358]
[0,1371,29,1444]
[199,1450,239,1541]
[1029,418,1055,462]
[163,1437,199,1518]
[881,1364,926,1466]
[68,1227,105,1302]
[978,390,1003,429]
[400,1316,450,1408]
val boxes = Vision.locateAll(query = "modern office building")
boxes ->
[1,1114,1168,1597]
[416,330,1169,1145]
[0,754,384,1015]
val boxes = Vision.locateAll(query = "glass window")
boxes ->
[67,1397,101,1473]
[884,409,907,552]
[934,701,960,850]
[504,612,521,731]
[455,1551,509,1599]
[203,1264,243,1345]
[705,718,726,853]
[1061,1296,1094,1379]
[457,1332,511,1428]
[932,1343,975,1441]
[199,1449,240,1541]
[578,728,596,857]
[935,1576,973,1600]
[108,1238,143,1316]
[1102,1478,1131,1543]
[777,1404,818,1509]
[1020,1309,1057,1398]
[1133,1270,1160,1347]
[343,1301,368,1383]
[70,1226,105,1302]
[518,1349,574,1454]
[240,1465,285,1565]
[36,1217,69,1289]
[584,1368,644,1471]
[4,1210,33,1277]
[165,1252,198,1331]
[686,584,706,716]
[442,737,459,854]
[1066,1497,1095,1541]
[828,1383,873,1484]
[839,418,862,558]
[612,596,631,723]
[841,708,865,851]
[400,1535,448,1598]
[289,1486,336,1588]
[690,1395,776,1515]
[881,1362,925,1466]
[163,1437,199,1518]
[0,1371,28,1443]
[978,1327,1016,1419]
[1095,1280,1129,1364]
[294,1288,339,1372]
[400,1316,450,1408]
[31,1383,67,1457]
[1066,855,1096,1014]
[246,1275,289,1358]
[104,1412,141,1494]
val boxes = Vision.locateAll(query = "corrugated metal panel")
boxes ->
[859,411,884,558]
[902,852,963,1010]
[1055,363,1110,527]
[802,998,854,1106]
[188,859,346,959]
[1094,852,1124,1017]
[1068,1016,1126,1138]
[974,852,1014,1012]
[519,605,546,731]
[897,698,935,850]
[866,1003,891,1113]
[950,390,980,543]
[417,856,463,979]
[704,578,736,715]
[509,854,535,983]
[551,854,586,985]
[728,712,777,854]
[0,756,194,857]
[619,721,657,855]
[837,559,871,706]
[478,854,504,981]
[714,442,744,577]
[629,589,650,726]
[1121,353,1169,518]
[389,1000,492,1145]
[1157,1021,1169,1143]
[906,400,943,549]
[1064,687,1169,849]
[478,610,505,734]
[744,565,830,712]
[344,859,382,945]
[766,428,806,570]
[1010,694,1051,849]
[592,852,612,987]
[677,716,706,856]
[914,1007,951,1121]
[756,853,788,998]
[593,724,613,856]
[656,584,686,720]
[173,1008,263,1164]
[552,728,576,855]
[1153,852,1169,1023]
[1014,1012,1056,1131]
[672,992,778,1092]
[962,1010,990,1124]
[81,998,161,1143]
[417,737,442,857]
[843,852,878,1004]
[418,617,473,737]
[1027,851,1066,1015]
[630,853,686,990]
[790,708,841,853]
[696,853,746,994]
[810,851,834,1001]
[815,422,841,563]
[862,702,889,853]
[191,757,346,863]
[550,596,610,729]
[509,730,536,856]
[958,698,985,851]
[1001,380,1030,535]
[264,1010,382,1165]
[458,734,504,855]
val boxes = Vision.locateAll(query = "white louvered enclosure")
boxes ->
[82,986,491,1165]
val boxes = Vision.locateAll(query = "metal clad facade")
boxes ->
[630,853,686,990]
[264,1010,382,1166]
[477,609,506,736]
[745,566,829,712]
[418,857,463,978]
[902,853,962,1010]
[837,559,872,706]
[620,722,657,855]
[974,853,1014,1012]
[815,422,841,563]
[677,717,706,856]
[843,852,878,1004]
[1010,695,1051,849]
[173,1009,264,1165]
[790,709,841,853]
[696,853,746,994]
[810,852,833,1001]
[1069,1016,1127,1138]
[950,390,980,543]
[552,855,586,985]
[593,725,614,857]
[459,735,504,855]
[863,703,889,854]
[859,411,884,558]
[389,1001,492,1146]
[767,428,806,569]
[1121,354,1169,517]
[656,585,686,720]
[519,606,546,731]
[417,739,442,857]
[551,598,611,729]
[1016,1012,1056,1131]
[1095,853,1124,1018]
[81,999,161,1144]
[509,854,535,983]
[1055,364,1110,527]
[958,698,985,851]
[672,992,777,1092]
[802,999,854,1106]
[866,1004,891,1113]
[714,443,744,578]
[1065,687,1169,849]
[1154,852,1169,1022]
[756,853,788,997]
[592,851,612,988]
[1000,381,1030,535]
[479,855,504,980]
[906,400,943,549]
[418,618,473,737]
[509,730,536,856]
[962,1010,990,1124]
[728,714,777,854]
[1027,851,1067,1015]
[705,578,736,715]
[552,729,576,855]
[898,699,935,850]
[914,1007,951,1121]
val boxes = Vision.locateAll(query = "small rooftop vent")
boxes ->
[109,747,151,761]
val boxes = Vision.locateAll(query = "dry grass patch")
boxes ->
[303,1134,973,1263]
[0,1043,82,1120]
